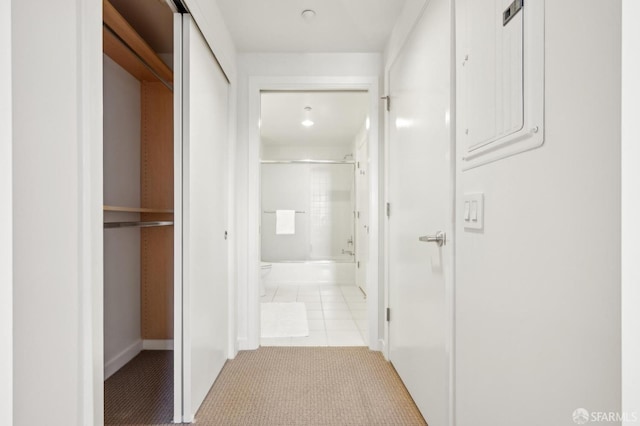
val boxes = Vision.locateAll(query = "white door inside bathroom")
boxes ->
[355,128,369,295]
[387,0,452,424]
[179,14,230,422]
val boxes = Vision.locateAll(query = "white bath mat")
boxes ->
[261,302,309,338]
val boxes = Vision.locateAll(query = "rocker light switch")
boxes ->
[463,193,484,230]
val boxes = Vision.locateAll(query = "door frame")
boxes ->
[622,0,640,414]
[382,0,457,424]
[0,0,12,420]
[245,76,381,350]
[173,12,184,423]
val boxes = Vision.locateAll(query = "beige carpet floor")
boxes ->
[105,347,427,426]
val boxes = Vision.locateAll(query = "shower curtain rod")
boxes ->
[260,160,356,165]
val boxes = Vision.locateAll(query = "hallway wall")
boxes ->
[235,53,382,348]
[12,0,103,424]
[455,1,621,425]
[383,0,428,68]
[1,0,12,422]
[261,145,353,161]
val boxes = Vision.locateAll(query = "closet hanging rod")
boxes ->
[263,211,306,214]
[103,205,174,214]
[103,24,174,92]
[104,221,174,229]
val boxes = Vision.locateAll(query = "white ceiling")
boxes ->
[108,0,407,54]
[261,91,369,147]
[215,0,407,52]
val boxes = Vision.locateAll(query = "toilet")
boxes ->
[260,262,272,296]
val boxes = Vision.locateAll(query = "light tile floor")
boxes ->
[260,284,368,347]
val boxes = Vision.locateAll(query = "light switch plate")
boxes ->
[463,193,484,230]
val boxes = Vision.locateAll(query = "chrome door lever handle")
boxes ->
[418,231,446,247]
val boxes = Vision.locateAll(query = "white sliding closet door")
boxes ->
[179,14,229,423]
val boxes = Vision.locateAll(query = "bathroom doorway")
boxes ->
[258,91,370,347]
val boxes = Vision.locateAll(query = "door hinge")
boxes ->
[386,202,391,218]
[381,95,391,112]
[386,307,391,322]
[503,0,523,26]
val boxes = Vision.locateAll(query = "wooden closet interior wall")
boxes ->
[103,0,174,342]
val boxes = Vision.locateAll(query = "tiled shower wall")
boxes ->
[261,163,355,262]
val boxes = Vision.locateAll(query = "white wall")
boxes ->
[236,53,382,348]
[0,0,12,423]
[103,56,142,378]
[455,1,621,425]
[262,144,353,161]
[622,0,640,422]
[383,0,428,68]
[12,0,103,424]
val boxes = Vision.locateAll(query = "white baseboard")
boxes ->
[368,337,382,352]
[143,339,174,350]
[380,339,389,361]
[238,339,260,351]
[104,339,143,380]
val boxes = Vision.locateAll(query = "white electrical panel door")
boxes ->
[459,0,544,169]
[466,0,523,148]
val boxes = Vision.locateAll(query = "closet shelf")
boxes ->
[104,205,174,214]
[103,0,173,87]
[104,221,173,229]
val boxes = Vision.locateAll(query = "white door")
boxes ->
[388,0,452,424]
[179,14,229,423]
[355,132,369,294]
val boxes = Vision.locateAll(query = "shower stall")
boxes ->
[260,160,356,286]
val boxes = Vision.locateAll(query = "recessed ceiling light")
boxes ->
[302,119,314,127]
[301,9,316,20]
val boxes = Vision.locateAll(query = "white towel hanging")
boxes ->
[276,210,296,235]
